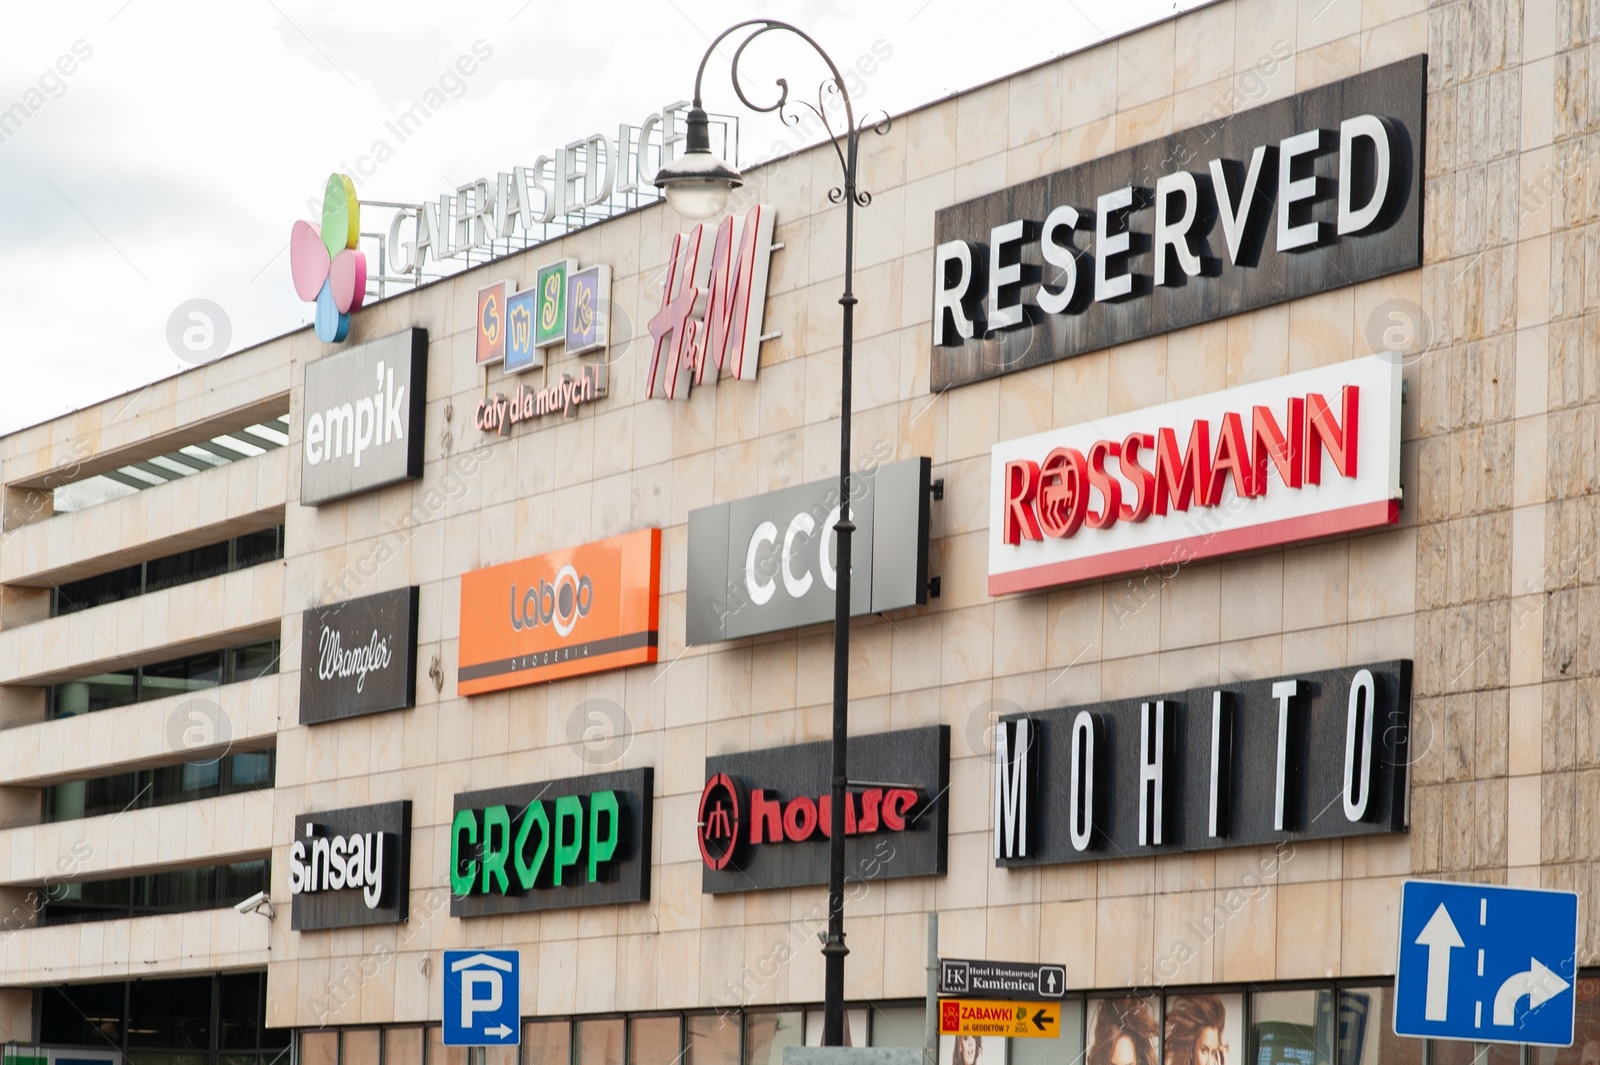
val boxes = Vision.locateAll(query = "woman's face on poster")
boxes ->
[1111,1034,1137,1065]
[1194,1025,1224,1065]
[960,1037,978,1061]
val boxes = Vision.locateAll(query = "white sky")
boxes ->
[0,0,1210,435]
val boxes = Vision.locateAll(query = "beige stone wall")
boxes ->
[0,0,1580,1037]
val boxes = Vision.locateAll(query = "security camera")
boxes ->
[234,891,274,918]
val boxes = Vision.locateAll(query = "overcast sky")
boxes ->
[0,0,1209,435]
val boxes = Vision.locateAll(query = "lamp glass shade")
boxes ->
[665,180,734,220]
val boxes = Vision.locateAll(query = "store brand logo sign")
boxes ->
[931,57,1425,390]
[300,328,428,506]
[989,356,1402,594]
[457,529,660,694]
[477,259,613,373]
[299,586,419,725]
[449,769,651,916]
[700,726,949,894]
[290,801,411,931]
[646,203,776,400]
[686,457,931,644]
[993,661,1410,866]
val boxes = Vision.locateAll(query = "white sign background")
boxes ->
[988,355,1403,594]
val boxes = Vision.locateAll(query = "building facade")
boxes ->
[0,1,1591,1065]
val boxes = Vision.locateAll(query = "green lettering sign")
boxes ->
[588,790,619,882]
[514,800,550,890]
[481,804,512,895]
[449,809,478,897]
[553,794,583,886]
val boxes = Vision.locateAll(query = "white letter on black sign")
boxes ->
[987,220,1028,331]
[1094,186,1142,302]
[994,719,1034,859]
[1337,115,1397,235]
[1139,700,1173,846]
[1038,205,1086,315]
[1272,679,1300,830]
[1070,710,1097,851]
[1277,129,1333,252]
[1343,668,1377,822]
[1208,690,1234,839]
[1153,172,1202,286]
[933,240,983,345]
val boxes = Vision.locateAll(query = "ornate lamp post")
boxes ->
[653,20,889,1048]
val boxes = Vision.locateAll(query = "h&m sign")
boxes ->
[993,661,1410,864]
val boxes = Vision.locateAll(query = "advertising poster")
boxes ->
[1164,994,1243,1065]
[1087,998,1159,1065]
[942,1034,1008,1065]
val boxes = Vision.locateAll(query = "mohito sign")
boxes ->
[450,768,651,916]
[457,529,660,694]
[686,457,932,644]
[698,726,948,893]
[299,586,419,726]
[932,56,1424,390]
[993,661,1411,865]
[290,801,411,930]
[300,328,428,506]
[645,203,776,400]
[989,355,1401,593]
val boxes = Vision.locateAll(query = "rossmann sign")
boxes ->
[989,355,1402,594]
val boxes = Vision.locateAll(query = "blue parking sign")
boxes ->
[443,950,520,1047]
[1394,880,1578,1047]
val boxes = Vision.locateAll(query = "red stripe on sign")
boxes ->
[989,500,1399,595]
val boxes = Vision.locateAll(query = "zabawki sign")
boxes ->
[932,56,1426,389]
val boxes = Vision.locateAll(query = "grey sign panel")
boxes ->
[938,958,1067,1000]
[686,457,931,644]
[299,586,420,726]
[291,800,411,931]
[932,56,1426,390]
[300,327,428,505]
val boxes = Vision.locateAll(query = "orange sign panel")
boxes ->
[457,529,660,694]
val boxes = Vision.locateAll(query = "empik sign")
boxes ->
[932,57,1425,390]
[989,355,1402,594]
[299,328,428,506]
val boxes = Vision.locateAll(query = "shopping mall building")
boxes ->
[0,1,1587,1064]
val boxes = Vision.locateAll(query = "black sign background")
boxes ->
[291,800,411,931]
[299,586,420,725]
[999,660,1411,866]
[702,726,949,894]
[450,767,653,917]
[932,56,1426,390]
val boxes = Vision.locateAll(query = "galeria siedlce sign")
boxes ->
[456,529,660,695]
[450,768,651,916]
[989,355,1402,594]
[645,203,776,400]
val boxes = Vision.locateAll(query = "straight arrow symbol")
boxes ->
[1416,903,1464,1022]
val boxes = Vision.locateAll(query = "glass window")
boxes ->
[51,670,137,716]
[578,1019,626,1065]
[231,640,281,682]
[1087,997,1159,1065]
[300,1031,338,1065]
[525,1020,572,1065]
[127,976,212,1049]
[386,1027,426,1065]
[147,540,231,593]
[54,562,143,614]
[230,751,275,789]
[430,1026,469,1065]
[140,650,224,702]
[805,1010,867,1047]
[1330,987,1417,1065]
[871,1006,926,1048]
[632,1017,682,1065]
[38,981,125,1044]
[688,1014,741,1065]
[218,972,263,1050]
[746,1012,804,1065]
[1251,990,1333,1065]
[234,527,283,569]
[341,1028,381,1065]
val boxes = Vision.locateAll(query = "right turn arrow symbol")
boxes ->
[1415,903,1464,1022]
[1493,959,1571,1026]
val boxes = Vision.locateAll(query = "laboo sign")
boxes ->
[456,529,660,695]
[645,203,777,400]
[932,56,1425,390]
[299,586,419,726]
[698,726,949,894]
[685,457,932,644]
[989,355,1402,593]
[290,801,411,930]
[449,768,652,916]
[300,328,428,506]
[992,661,1411,865]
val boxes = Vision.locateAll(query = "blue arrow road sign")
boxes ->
[1394,880,1578,1047]
[443,950,521,1047]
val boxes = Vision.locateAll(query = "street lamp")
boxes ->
[655,20,889,1048]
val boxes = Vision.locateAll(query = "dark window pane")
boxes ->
[262,1027,293,1051]
[51,671,137,716]
[1250,990,1333,1065]
[231,640,280,682]
[127,975,212,1049]
[140,651,223,702]
[234,527,283,570]
[218,972,262,1049]
[54,562,143,615]
[38,981,124,1044]
[229,751,274,790]
[146,541,231,594]
[151,762,221,804]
